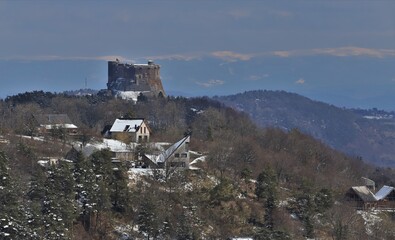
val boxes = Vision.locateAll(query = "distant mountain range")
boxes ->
[214,90,395,167]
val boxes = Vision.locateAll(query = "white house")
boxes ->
[143,135,191,171]
[109,118,150,143]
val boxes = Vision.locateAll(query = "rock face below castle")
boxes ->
[107,60,166,98]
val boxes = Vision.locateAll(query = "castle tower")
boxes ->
[107,60,166,97]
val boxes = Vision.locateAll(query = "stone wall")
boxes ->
[107,60,166,97]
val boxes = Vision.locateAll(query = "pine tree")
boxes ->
[27,165,48,238]
[254,168,291,240]
[41,162,76,239]
[255,167,277,230]
[0,151,31,239]
[137,195,161,239]
[110,165,131,213]
[90,149,113,180]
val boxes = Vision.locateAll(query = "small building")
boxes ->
[345,186,377,210]
[139,135,191,171]
[33,114,78,135]
[109,118,150,143]
[155,135,190,169]
[375,185,395,210]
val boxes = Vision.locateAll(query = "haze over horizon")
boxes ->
[1,1,394,110]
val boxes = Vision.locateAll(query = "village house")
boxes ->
[143,134,191,170]
[375,185,395,210]
[345,186,378,210]
[345,183,395,210]
[108,118,150,143]
[33,114,78,135]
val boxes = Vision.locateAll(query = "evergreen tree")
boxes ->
[89,149,112,234]
[27,165,48,238]
[255,168,277,230]
[254,168,290,240]
[90,149,113,180]
[0,151,30,239]
[41,162,76,239]
[295,192,315,238]
[137,195,161,239]
[74,151,97,231]
[110,165,131,213]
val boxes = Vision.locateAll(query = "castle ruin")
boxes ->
[107,60,166,98]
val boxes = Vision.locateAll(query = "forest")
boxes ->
[1,91,395,239]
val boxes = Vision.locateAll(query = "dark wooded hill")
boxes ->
[214,90,395,167]
[2,90,395,238]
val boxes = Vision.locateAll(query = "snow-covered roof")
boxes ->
[351,186,377,202]
[375,185,394,200]
[110,119,145,133]
[156,135,190,163]
[43,123,78,129]
[34,114,77,129]
[78,139,137,156]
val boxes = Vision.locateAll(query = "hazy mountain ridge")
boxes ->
[214,90,395,167]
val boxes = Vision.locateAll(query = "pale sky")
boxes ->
[0,1,395,110]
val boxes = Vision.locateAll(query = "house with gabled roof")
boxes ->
[109,118,150,143]
[345,183,395,210]
[375,185,395,209]
[345,186,378,210]
[142,135,191,172]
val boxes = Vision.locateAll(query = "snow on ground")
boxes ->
[190,156,206,165]
[19,135,45,142]
[128,168,165,183]
[358,210,382,235]
[148,142,170,151]
[189,150,203,155]
[83,139,137,153]
[115,91,150,102]
[190,108,204,114]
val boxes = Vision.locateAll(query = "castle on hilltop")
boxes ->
[107,60,166,98]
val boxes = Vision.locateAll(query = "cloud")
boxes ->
[311,47,395,58]
[273,51,291,58]
[0,55,134,62]
[196,79,225,88]
[145,53,203,61]
[211,51,253,62]
[249,74,269,81]
[272,47,395,58]
[3,46,394,64]
[295,78,305,84]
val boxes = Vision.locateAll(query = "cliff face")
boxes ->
[107,60,166,97]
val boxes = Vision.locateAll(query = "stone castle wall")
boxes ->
[107,60,166,97]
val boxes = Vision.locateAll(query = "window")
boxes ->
[175,153,180,158]
[181,153,188,158]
